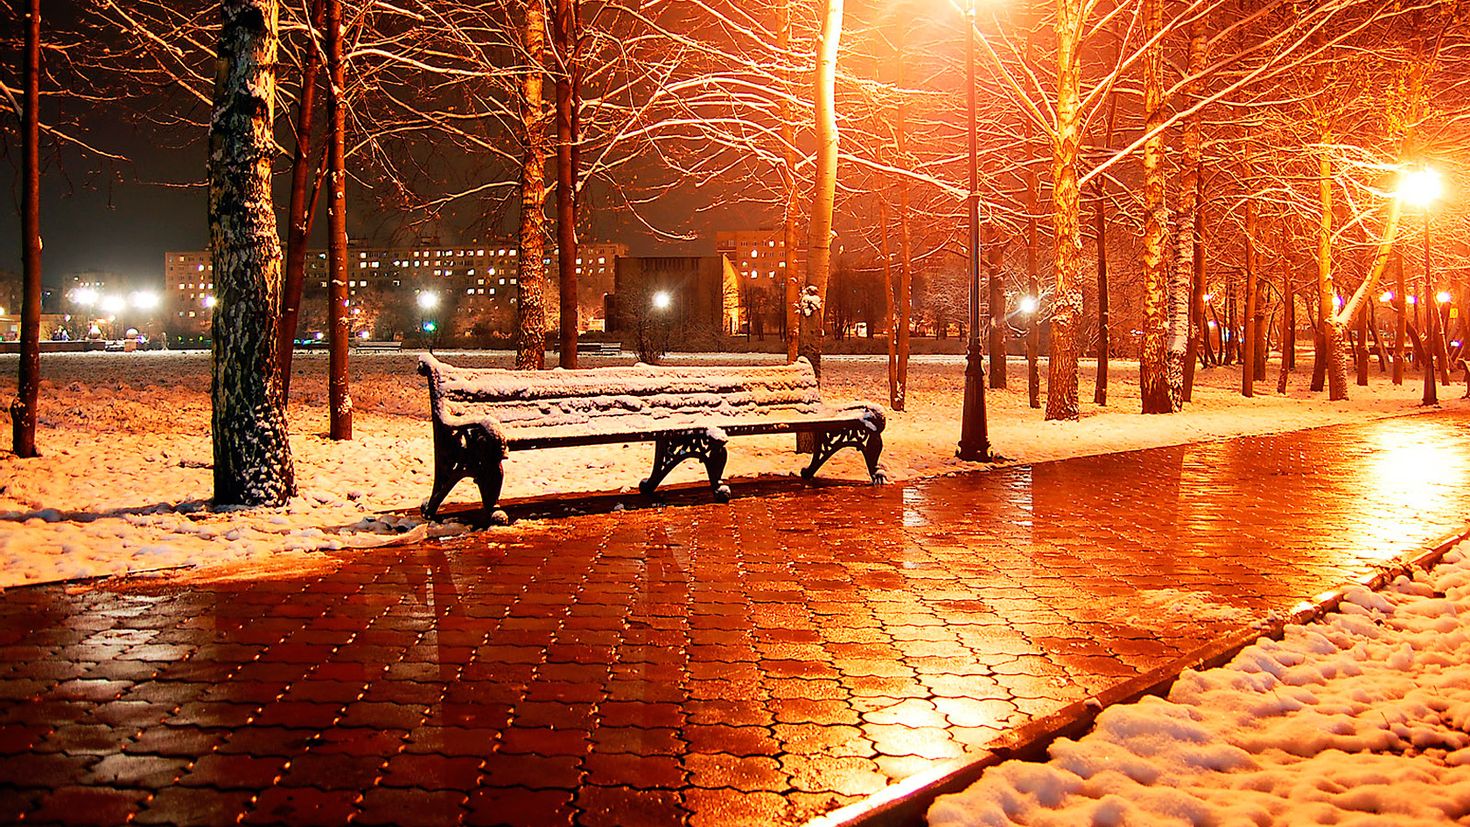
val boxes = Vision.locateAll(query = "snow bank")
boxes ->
[929,544,1470,827]
[0,350,1458,589]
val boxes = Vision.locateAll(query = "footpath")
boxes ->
[0,410,1467,826]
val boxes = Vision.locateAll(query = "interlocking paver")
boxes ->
[5,412,1470,824]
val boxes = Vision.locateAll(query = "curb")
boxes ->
[808,522,1470,827]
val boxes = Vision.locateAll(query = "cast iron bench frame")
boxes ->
[418,356,886,522]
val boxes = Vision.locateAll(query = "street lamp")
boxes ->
[956,0,991,462]
[1397,165,1444,405]
[417,290,440,349]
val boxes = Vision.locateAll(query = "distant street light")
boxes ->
[131,291,160,311]
[1398,164,1446,405]
[651,290,672,311]
[1018,295,1039,315]
[417,291,440,350]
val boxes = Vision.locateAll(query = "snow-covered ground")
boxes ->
[928,541,1470,827]
[0,348,1461,588]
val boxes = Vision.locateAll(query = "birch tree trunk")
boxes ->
[210,0,295,506]
[1045,0,1083,421]
[10,0,41,459]
[517,0,549,370]
[800,0,843,379]
[1179,18,1207,403]
[326,0,351,440]
[277,0,324,402]
[1317,141,1349,400]
[1139,0,1178,414]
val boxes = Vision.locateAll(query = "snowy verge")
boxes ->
[928,542,1470,827]
[0,350,1460,590]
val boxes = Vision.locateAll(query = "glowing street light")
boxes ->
[130,291,160,311]
[1398,164,1448,405]
[1018,295,1038,315]
[1437,291,1452,305]
[651,290,672,311]
[416,291,440,311]
[1397,166,1444,209]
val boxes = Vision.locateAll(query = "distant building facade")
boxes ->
[164,241,628,340]
[714,228,801,338]
[609,255,735,344]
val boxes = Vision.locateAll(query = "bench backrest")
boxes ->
[420,354,825,432]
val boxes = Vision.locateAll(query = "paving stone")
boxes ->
[244,786,360,826]
[30,785,146,826]
[356,787,466,827]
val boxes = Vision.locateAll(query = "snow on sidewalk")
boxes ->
[0,350,1459,590]
[928,543,1470,827]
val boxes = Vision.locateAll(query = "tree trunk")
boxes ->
[326,0,351,440]
[987,217,1006,389]
[1179,18,1207,403]
[1025,125,1041,411]
[801,0,843,379]
[896,164,913,414]
[10,0,41,459]
[881,198,898,409]
[1242,156,1259,396]
[554,0,578,368]
[1045,0,1083,422]
[516,0,549,370]
[277,0,324,402]
[1138,0,1177,414]
[1354,305,1369,386]
[210,0,295,506]
[1316,142,1348,400]
[1092,85,1119,408]
[1393,251,1406,384]
[1092,179,1109,406]
[777,0,800,365]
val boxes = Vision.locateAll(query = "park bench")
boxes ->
[575,341,622,355]
[417,354,886,522]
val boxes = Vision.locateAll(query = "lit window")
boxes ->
[197,264,205,272]
[599,257,606,264]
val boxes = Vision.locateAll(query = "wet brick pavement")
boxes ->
[1,410,1468,825]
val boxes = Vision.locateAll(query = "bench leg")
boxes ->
[705,443,731,502]
[422,469,462,522]
[801,426,884,484]
[640,433,729,500]
[473,464,508,525]
[862,430,887,485]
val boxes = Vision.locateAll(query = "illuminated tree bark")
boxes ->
[778,0,800,365]
[326,0,351,440]
[210,0,296,506]
[1180,17,1206,404]
[1045,0,1082,422]
[801,0,843,379]
[517,0,549,371]
[1139,0,1178,414]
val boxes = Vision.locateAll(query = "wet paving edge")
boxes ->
[810,522,1470,827]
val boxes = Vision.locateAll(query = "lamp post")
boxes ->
[956,0,991,462]
[1398,165,1443,406]
[417,290,440,351]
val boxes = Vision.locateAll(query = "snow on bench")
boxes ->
[418,354,886,522]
